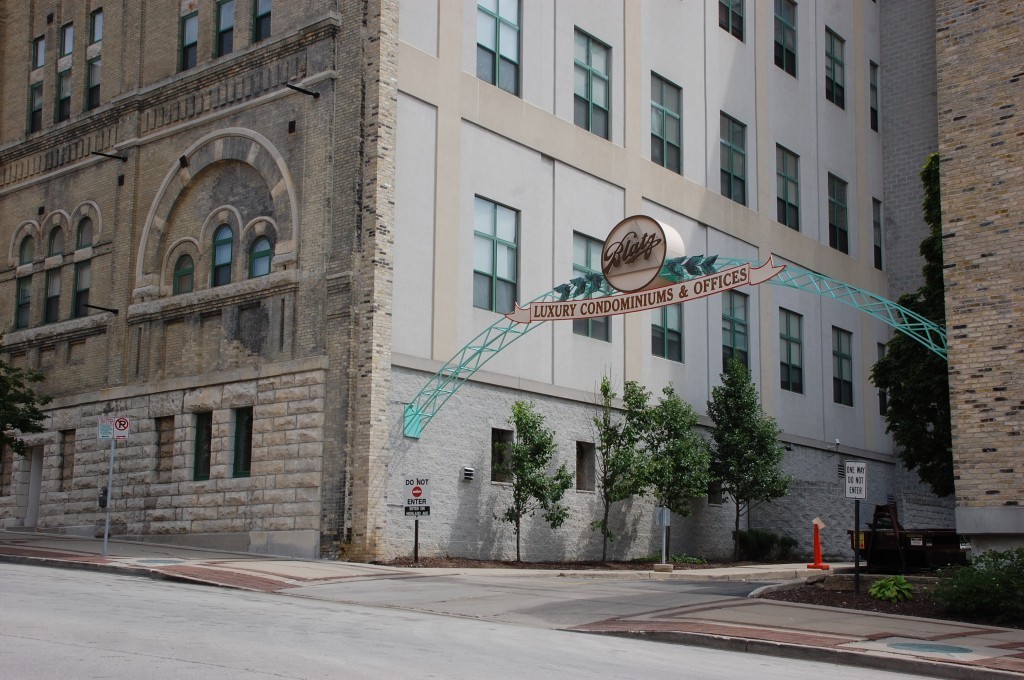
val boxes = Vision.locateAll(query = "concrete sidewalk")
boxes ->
[2,530,1022,679]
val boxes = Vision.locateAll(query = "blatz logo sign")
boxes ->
[505,215,785,324]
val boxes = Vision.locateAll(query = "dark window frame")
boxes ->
[60,23,74,57]
[193,411,213,481]
[32,36,46,68]
[722,290,749,369]
[571,232,610,341]
[776,145,800,230]
[573,29,611,139]
[180,12,199,71]
[90,9,104,44]
[86,57,101,110]
[249,237,272,278]
[652,303,684,362]
[720,113,747,205]
[490,428,513,483]
[212,225,233,287]
[825,28,846,109]
[56,69,72,122]
[575,441,596,491]
[869,61,879,132]
[232,407,253,478]
[774,0,797,76]
[473,196,518,314]
[779,308,803,393]
[873,198,883,270]
[216,0,235,57]
[29,83,44,133]
[253,0,272,42]
[651,73,682,174]
[828,173,849,254]
[719,0,744,41]
[174,254,195,294]
[832,326,854,406]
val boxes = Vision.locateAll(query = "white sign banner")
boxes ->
[505,258,786,325]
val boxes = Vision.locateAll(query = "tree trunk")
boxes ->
[734,501,741,562]
[516,517,521,562]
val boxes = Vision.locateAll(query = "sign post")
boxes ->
[404,475,431,562]
[845,461,867,593]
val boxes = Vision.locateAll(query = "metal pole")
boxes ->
[102,437,115,556]
[854,499,861,594]
[414,519,419,563]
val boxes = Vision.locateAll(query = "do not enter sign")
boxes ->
[404,476,431,519]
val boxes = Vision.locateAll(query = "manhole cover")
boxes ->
[889,642,974,655]
[136,559,186,565]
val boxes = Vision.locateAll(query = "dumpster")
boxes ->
[849,503,970,573]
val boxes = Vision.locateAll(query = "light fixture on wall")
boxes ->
[91,151,128,162]
[285,83,320,99]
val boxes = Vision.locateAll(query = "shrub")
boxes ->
[935,548,1024,625]
[869,575,913,603]
[671,554,707,565]
[736,529,798,562]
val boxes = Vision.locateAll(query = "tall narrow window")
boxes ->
[15,278,31,329]
[193,412,213,481]
[56,70,72,122]
[49,227,64,256]
[181,12,199,71]
[232,407,253,478]
[77,217,93,249]
[73,262,91,318]
[576,441,596,491]
[490,428,513,483]
[774,0,797,76]
[572,232,609,341]
[776,145,800,230]
[217,0,235,57]
[90,9,104,44]
[828,174,849,253]
[249,237,272,278]
[720,113,746,205]
[156,416,175,483]
[20,236,34,265]
[825,28,845,109]
[873,198,883,270]
[651,73,682,173]
[174,255,195,294]
[29,84,44,133]
[254,0,272,42]
[45,269,61,323]
[722,290,748,369]
[573,30,610,139]
[59,430,76,492]
[476,0,519,96]
[61,23,74,57]
[212,225,233,287]
[779,308,803,393]
[877,343,887,416]
[652,304,684,362]
[719,0,744,40]
[473,197,517,314]
[33,36,46,68]
[86,57,101,110]
[832,327,853,406]
[869,61,879,132]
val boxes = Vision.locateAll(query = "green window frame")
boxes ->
[181,12,199,71]
[870,61,879,131]
[774,0,796,76]
[722,290,748,369]
[73,261,91,318]
[832,327,853,406]
[212,225,233,287]
[828,173,849,254]
[572,232,609,341]
[779,308,803,393]
[86,57,101,110]
[573,29,610,139]
[32,36,46,68]
[253,0,272,42]
[720,113,746,205]
[719,0,744,40]
[19,236,34,265]
[90,9,104,44]
[232,407,253,478]
[29,83,44,133]
[49,227,64,256]
[45,269,61,323]
[826,28,845,109]
[77,217,93,248]
[873,198,883,270]
[56,70,72,122]
[193,411,213,481]
[173,255,195,294]
[776,145,799,230]
[651,73,682,174]
[15,277,31,329]
[217,0,235,57]
[476,0,519,96]
[473,196,517,314]
[652,303,683,362]
[249,237,272,278]
[60,23,74,57]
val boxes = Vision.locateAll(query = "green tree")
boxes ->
[644,385,712,519]
[0,338,51,456]
[870,153,953,497]
[592,377,651,560]
[494,400,574,562]
[707,359,791,561]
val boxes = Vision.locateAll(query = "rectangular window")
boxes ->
[776,145,800,230]
[0,446,12,496]
[707,480,723,506]
[572,232,610,341]
[573,30,610,139]
[774,0,796,76]
[575,441,596,491]
[56,70,72,122]
[476,0,519,96]
[156,416,175,484]
[217,0,235,57]
[826,28,845,109]
[193,412,213,481]
[779,308,803,393]
[473,196,518,314]
[254,0,272,42]
[828,174,849,253]
[61,23,74,57]
[232,407,253,477]
[90,9,104,44]
[722,290,748,369]
[29,83,44,133]
[719,0,744,40]
[870,61,879,132]
[652,303,683,362]
[86,58,101,110]
[60,430,76,492]
[45,269,60,323]
[73,261,91,318]
[490,428,513,483]
[181,12,199,71]
[15,277,31,329]
[720,113,746,205]
[33,36,46,68]
[877,343,887,416]
[651,73,682,173]
[832,327,853,406]
[873,198,883,270]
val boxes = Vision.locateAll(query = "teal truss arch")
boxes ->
[403,257,946,438]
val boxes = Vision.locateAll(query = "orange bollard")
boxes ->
[806,517,830,570]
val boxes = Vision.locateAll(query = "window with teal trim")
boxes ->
[719,0,744,40]
[720,113,746,205]
[174,255,194,294]
[473,197,517,314]
[249,237,272,278]
[826,28,845,108]
[476,0,519,96]
[779,308,802,393]
[572,232,609,341]
[212,225,233,286]
[722,290,748,369]
[832,327,853,406]
[652,303,683,362]
[873,198,883,270]
[573,30,610,139]
[828,174,848,254]
[651,73,681,173]
[774,0,796,76]
[776,145,799,230]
